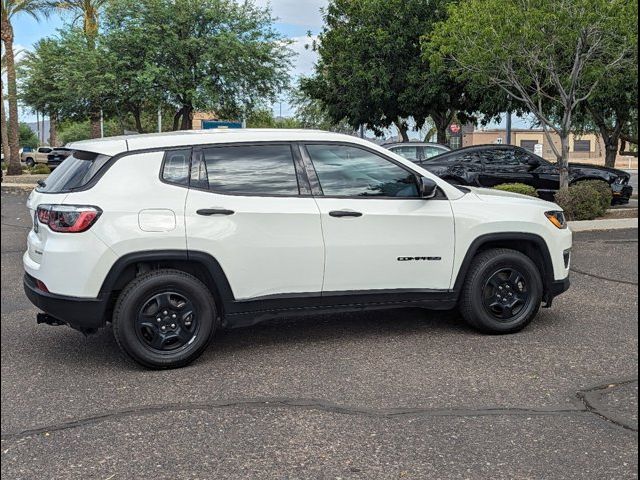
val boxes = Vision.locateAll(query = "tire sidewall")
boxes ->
[114,273,216,368]
[468,252,542,333]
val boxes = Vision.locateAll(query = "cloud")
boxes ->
[288,35,318,78]
[254,0,327,29]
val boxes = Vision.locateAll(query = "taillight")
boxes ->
[36,205,102,233]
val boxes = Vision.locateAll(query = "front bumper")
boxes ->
[612,184,633,204]
[544,276,570,307]
[24,273,108,332]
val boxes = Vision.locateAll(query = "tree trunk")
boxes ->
[395,119,409,142]
[1,20,22,176]
[558,134,570,189]
[90,110,102,138]
[604,144,618,168]
[133,109,144,134]
[1,74,9,167]
[180,104,193,130]
[173,108,183,131]
[49,112,58,146]
[431,112,452,145]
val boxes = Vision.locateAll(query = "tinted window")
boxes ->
[424,146,448,159]
[306,144,419,198]
[38,147,53,153]
[391,146,419,161]
[36,150,111,193]
[162,149,191,185]
[520,140,538,152]
[481,148,519,165]
[574,140,591,152]
[201,144,299,196]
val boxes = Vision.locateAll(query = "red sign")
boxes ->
[449,123,461,134]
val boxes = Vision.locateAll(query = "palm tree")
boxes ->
[1,50,10,167]
[50,0,108,137]
[1,1,48,175]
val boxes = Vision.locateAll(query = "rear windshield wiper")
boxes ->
[37,180,46,188]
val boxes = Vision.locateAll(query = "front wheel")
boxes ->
[112,269,217,369]
[459,248,543,334]
[25,157,35,167]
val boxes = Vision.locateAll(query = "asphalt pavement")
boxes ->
[1,187,637,479]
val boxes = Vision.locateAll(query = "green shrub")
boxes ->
[493,183,539,197]
[30,164,51,175]
[554,183,607,221]
[576,180,613,211]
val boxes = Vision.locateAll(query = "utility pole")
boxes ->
[36,111,41,145]
[506,111,512,145]
[100,109,104,138]
[157,106,162,133]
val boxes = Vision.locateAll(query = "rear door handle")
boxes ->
[329,210,363,218]
[196,208,235,216]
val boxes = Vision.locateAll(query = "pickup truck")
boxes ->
[21,147,53,167]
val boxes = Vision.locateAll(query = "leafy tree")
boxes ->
[48,0,109,137]
[19,38,68,145]
[574,46,638,166]
[57,118,120,144]
[429,0,637,187]
[290,79,353,133]
[1,0,50,174]
[102,0,292,130]
[18,122,38,148]
[303,0,490,142]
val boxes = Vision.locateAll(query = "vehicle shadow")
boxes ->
[30,307,472,370]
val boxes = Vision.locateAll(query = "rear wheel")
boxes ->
[459,248,543,334]
[112,269,217,369]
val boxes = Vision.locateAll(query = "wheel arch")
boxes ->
[99,250,236,321]
[453,233,554,301]
[569,176,612,186]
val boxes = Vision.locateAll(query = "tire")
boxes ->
[459,248,543,334]
[25,157,35,167]
[112,269,217,369]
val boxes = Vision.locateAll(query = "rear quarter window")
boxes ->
[36,150,111,193]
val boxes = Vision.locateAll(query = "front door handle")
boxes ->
[329,210,363,218]
[196,208,235,216]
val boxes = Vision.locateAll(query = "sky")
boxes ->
[11,0,530,131]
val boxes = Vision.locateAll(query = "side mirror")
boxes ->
[419,177,438,199]
[527,157,540,168]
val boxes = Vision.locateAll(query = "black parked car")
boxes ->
[47,147,73,169]
[417,145,633,204]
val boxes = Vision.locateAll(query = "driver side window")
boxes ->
[305,144,419,198]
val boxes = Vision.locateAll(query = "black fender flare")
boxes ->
[99,249,236,307]
[452,232,555,295]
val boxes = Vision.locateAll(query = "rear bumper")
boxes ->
[23,273,108,332]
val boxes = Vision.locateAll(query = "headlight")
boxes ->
[545,211,567,229]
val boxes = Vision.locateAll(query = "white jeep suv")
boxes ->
[23,129,572,368]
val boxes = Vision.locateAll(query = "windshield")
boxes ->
[36,150,111,193]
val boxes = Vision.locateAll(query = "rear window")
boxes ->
[36,150,111,193]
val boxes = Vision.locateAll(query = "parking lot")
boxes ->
[1,186,637,479]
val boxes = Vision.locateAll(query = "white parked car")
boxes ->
[24,129,572,368]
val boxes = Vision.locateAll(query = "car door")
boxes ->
[478,147,536,187]
[184,143,325,300]
[37,147,53,164]
[302,142,455,292]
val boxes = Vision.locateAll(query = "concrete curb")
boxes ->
[1,183,35,190]
[569,217,638,232]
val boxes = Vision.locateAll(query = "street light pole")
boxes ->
[506,111,512,145]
